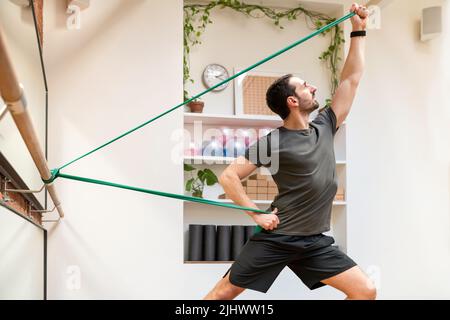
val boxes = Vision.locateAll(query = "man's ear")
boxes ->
[287,96,298,106]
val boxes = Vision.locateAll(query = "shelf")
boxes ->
[184,155,235,164]
[184,155,347,165]
[184,112,346,127]
[184,112,282,127]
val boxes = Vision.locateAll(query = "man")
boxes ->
[204,3,376,300]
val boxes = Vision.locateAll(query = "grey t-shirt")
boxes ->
[245,107,339,236]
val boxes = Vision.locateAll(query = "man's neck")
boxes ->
[283,111,310,130]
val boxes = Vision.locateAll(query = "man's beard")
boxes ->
[298,96,320,114]
[310,99,320,111]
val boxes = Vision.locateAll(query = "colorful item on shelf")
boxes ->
[218,128,261,150]
[202,137,224,157]
[224,136,246,158]
[235,128,253,147]
[246,136,257,147]
[184,142,201,156]
[214,128,263,152]
[235,139,246,157]
[218,128,232,146]
[223,136,234,157]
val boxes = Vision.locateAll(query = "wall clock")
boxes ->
[202,63,230,92]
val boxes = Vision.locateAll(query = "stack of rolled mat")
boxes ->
[188,224,257,262]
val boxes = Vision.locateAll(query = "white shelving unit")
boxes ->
[183,112,348,262]
[184,112,282,127]
[184,112,345,127]
[184,155,236,165]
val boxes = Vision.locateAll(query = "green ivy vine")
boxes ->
[184,0,345,105]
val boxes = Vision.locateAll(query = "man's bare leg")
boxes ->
[203,272,246,300]
[320,266,377,300]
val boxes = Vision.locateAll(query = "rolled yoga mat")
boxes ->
[188,224,204,261]
[231,225,246,260]
[216,225,232,261]
[245,225,257,243]
[203,225,216,261]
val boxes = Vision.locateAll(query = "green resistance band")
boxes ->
[56,172,269,232]
[55,12,355,172]
[45,12,355,234]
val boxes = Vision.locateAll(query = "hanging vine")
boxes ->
[184,0,345,105]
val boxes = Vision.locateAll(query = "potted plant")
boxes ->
[187,98,204,113]
[184,90,204,113]
[184,164,218,198]
[187,99,204,113]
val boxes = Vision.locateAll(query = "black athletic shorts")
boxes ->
[222,230,357,293]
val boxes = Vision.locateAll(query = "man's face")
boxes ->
[288,77,319,113]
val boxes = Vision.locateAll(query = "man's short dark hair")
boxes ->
[266,74,296,120]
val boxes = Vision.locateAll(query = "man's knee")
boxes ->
[365,286,377,300]
[210,275,245,300]
[349,286,377,300]
[215,287,243,300]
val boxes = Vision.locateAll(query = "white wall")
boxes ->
[0,206,44,300]
[344,0,450,299]
[44,0,184,299]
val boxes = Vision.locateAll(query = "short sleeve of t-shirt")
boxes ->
[244,134,271,168]
[312,106,338,136]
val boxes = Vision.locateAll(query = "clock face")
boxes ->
[202,64,230,91]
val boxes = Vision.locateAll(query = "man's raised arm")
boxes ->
[331,3,368,128]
